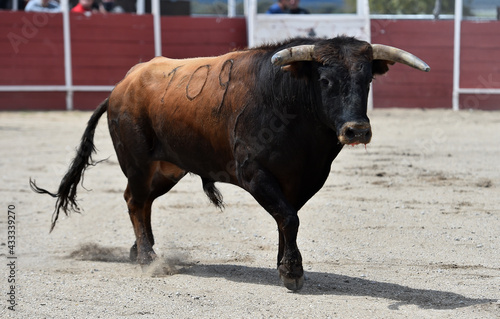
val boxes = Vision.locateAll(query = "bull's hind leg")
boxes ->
[126,161,186,265]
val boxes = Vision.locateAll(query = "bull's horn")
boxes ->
[271,45,315,66]
[372,44,430,72]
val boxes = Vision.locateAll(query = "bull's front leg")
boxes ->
[277,214,303,291]
[242,168,304,291]
[274,213,303,291]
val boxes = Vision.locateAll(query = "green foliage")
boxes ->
[344,0,357,13]
[257,1,273,13]
[369,0,467,15]
[190,0,474,17]
[191,0,245,16]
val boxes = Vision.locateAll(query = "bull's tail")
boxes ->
[202,178,224,209]
[30,98,109,232]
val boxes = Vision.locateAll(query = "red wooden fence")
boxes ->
[0,12,498,110]
[0,12,247,110]
[371,19,500,110]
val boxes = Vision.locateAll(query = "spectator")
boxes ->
[71,0,98,13]
[266,0,290,14]
[24,0,61,12]
[289,0,309,14]
[1,0,28,10]
[99,0,124,13]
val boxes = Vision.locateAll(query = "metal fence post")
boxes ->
[62,0,74,110]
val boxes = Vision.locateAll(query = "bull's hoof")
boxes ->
[138,251,157,266]
[280,274,304,291]
[130,242,157,265]
[278,260,304,291]
[129,242,138,263]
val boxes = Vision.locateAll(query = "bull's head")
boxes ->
[271,38,430,145]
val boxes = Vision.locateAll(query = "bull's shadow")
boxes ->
[67,244,496,310]
[184,263,496,311]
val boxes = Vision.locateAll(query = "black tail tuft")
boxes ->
[202,178,225,209]
[30,98,109,232]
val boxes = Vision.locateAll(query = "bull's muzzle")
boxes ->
[338,122,372,145]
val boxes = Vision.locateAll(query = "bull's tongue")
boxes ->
[347,143,368,151]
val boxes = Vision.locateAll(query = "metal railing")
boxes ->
[452,0,500,110]
[2,0,499,110]
[0,0,165,110]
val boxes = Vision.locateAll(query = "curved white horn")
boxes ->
[271,45,315,66]
[372,44,430,72]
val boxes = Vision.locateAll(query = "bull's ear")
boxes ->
[280,61,312,79]
[372,60,395,76]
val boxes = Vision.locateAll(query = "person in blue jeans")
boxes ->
[267,0,309,14]
[289,0,309,14]
[266,0,290,14]
[24,0,61,12]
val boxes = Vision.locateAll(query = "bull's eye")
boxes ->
[320,78,330,87]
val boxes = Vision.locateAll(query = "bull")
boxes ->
[31,36,429,291]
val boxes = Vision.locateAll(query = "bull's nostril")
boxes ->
[339,122,371,144]
[344,128,356,139]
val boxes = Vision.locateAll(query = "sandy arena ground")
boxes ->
[1,108,499,318]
